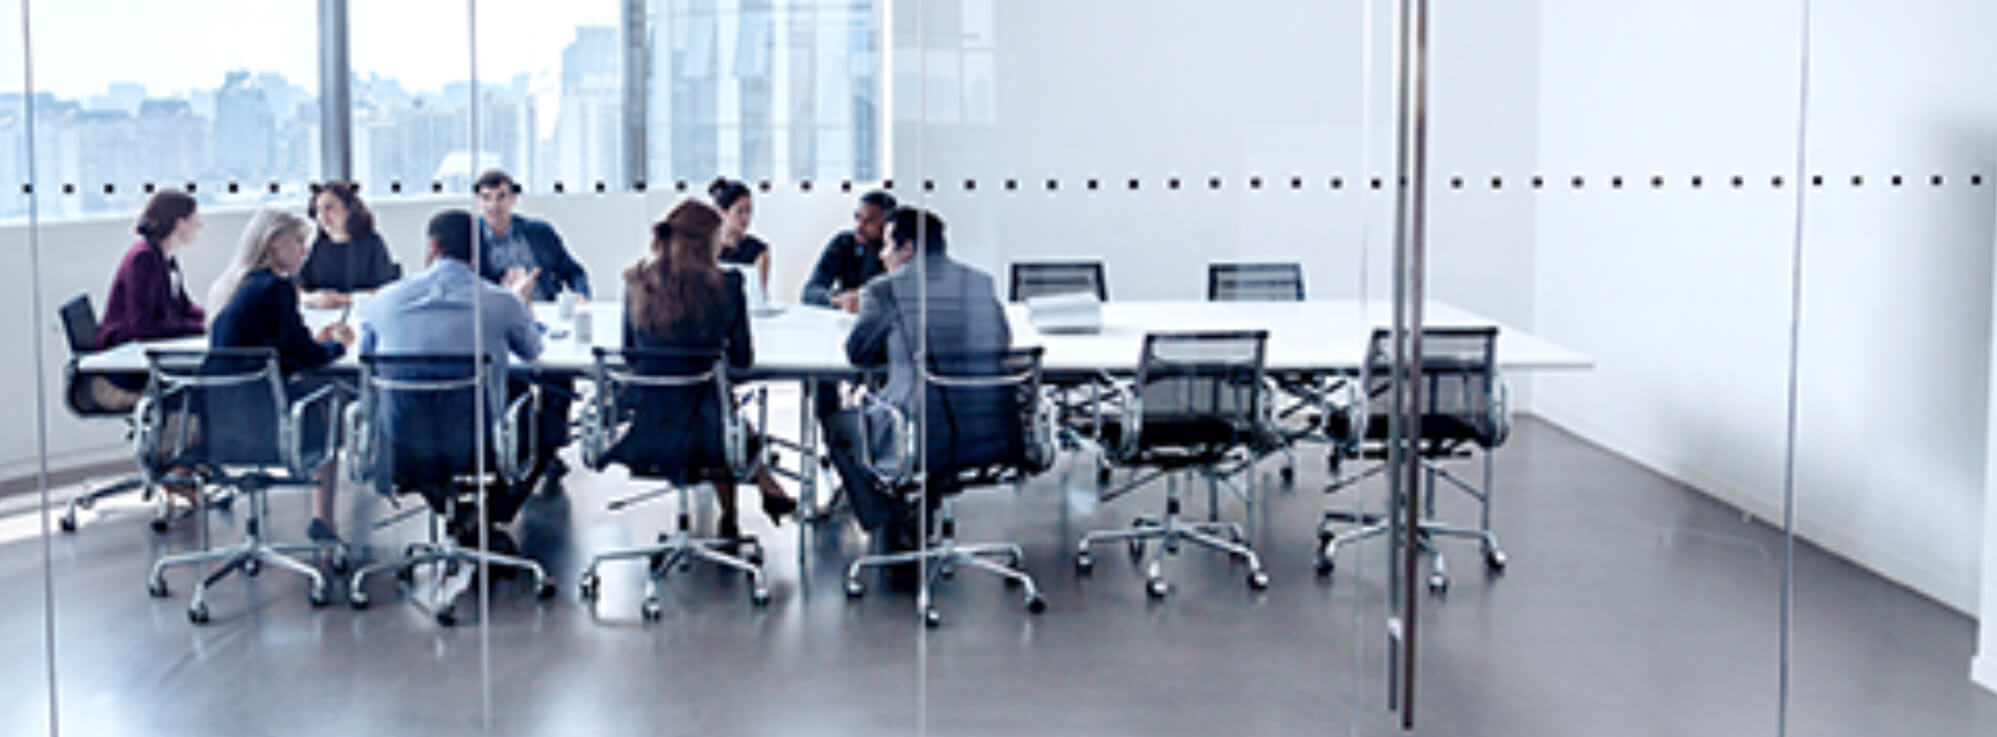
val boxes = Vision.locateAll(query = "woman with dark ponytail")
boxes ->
[100,189,207,353]
[709,177,773,293]
[616,199,798,539]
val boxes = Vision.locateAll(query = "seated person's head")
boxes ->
[884,206,946,271]
[427,210,476,265]
[708,177,754,240]
[473,169,519,225]
[854,190,896,246]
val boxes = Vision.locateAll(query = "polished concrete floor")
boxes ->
[3,415,1994,737]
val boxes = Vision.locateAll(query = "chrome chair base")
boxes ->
[1075,471,1268,598]
[579,485,771,619]
[145,484,335,624]
[348,538,556,626]
[844,512,1045,628]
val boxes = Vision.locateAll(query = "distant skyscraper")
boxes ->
[213,70,277,180]
[553,26,623,189]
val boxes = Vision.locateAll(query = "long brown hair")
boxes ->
[626,199,725,335]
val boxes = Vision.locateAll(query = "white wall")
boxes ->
[1531,0,1997,619]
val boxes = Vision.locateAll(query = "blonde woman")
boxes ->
[206,208,357,543]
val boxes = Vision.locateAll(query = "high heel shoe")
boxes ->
[760,493,798,527]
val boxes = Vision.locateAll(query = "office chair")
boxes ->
[1075,331,1276,598]
[576,347,772,619]
[55,294,169,532]
[138,348,343,623]
[344,354,557,626]
[1316,327,1511,592]
[1207,262,1305,302]
[1009,260,1108,302]
[842,347,1055,627]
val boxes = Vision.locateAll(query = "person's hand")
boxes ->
[831,290,861,314]
[303,290,351,309]
[317,323,356,348]
[502,266,542,303]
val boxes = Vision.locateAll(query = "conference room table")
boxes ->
[78,298,1593,517]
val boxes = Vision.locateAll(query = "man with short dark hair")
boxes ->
[825,206,1011,553]
[473,169,590,302]
[801,189,895,313]
[359,210,544,545]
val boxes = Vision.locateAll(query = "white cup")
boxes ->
[556,290,578,320]
[573,309,594,344]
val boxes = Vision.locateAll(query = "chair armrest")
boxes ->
[285,382,344,478]
[854,392,916,487]
[1096,375,1141,460]
[343,401,372,486]
[497,385,540,483]
[130,392,159,472]
[1489,373,1512,448]
[578,380,612,472]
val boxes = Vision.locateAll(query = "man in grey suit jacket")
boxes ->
[828,207,1012,549]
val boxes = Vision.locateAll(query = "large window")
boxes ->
[647,0,885,186]
[5,0,318,221]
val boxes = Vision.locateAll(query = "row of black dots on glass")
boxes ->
[17,172,1990,197]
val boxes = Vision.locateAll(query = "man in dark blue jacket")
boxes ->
[474,169,590,301]
[473,169,588,485]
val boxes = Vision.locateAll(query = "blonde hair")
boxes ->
[206,208,309,324]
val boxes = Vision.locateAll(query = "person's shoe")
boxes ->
[544,456,570,481]
[717,515,743,545]
[306,517,342,546]
[760,493,798,527]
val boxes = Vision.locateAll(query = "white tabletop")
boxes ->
[79,299,1592,377]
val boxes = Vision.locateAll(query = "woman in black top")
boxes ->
[298,181,399,308]
[207,208,358,543]
[617,199,796,539]
[710,177,772,293]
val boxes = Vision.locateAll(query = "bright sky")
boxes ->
[0,0,618,98]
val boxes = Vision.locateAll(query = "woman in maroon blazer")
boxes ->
[96,189,207,506]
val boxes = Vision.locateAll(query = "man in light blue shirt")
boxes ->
[360,209,544,546]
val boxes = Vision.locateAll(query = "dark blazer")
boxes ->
[610,269,752,483]
[209,269,345,376]
[297,231,400,292]
[98,238,205,349]
[845,252,1012,475]
[478,214,590,301]
[801,230,886,307]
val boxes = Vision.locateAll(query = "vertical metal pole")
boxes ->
[318,0,352,182]
[21,0,64,732]
[1778,2,1815,735]
[1387,0,1430,729]
[621,0,648,188]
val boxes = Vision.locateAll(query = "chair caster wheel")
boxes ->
[745,547,764,566]
[750,587,771,607]
[328,549,351,575]
[394,566,414,584]
[1315,556,1334,577]
[1428,574,1448,593]
[308,587,330,607]
[938,564,954,581]
[641,600,663,620]
[1485,549,1508,571]
[844,579,865,598]
[150,518,169,534]
[1097,467,1113,485]
[1145,578,1170,599]
[1025,594,1047,614]
[923,608,941,628]
[436,608,457,627]
[1126,539,1145,563]
[1247,570,1270,590]
[350,591,371,610]
[59,514,77,533]
[536,581,558,600]
[243,558,261,577]
[1074,551,1094,575]
[187,603,210,624]
[579,574,600,601]
[1280,466,1296,484]
[147,577,169,597]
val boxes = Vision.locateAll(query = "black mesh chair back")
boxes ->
[1125,331,1272,462]
[1359,327,1506,449]
[59,294,101,356]
[143,348,292,470]
[920,347,1049,483]
[1010,260,1107,302]
[1208,262,1304,302]
[357,354,503,492]
[585,346,744,485]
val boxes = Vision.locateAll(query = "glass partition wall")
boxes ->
[25,1,1997,736]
